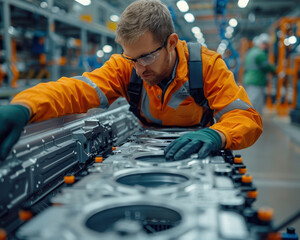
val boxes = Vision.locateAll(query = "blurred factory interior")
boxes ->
[0,0,300,239]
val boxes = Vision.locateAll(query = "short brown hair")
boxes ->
[115,0,174,45]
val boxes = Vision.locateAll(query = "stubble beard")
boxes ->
[142,75,163,86]
[143,55,172,87]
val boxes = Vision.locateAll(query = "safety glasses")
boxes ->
[121,36,169,67]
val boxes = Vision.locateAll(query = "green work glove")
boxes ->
[0,105,30,161]
[164,128,222,161]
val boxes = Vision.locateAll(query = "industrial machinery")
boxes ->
[0,100,298,240]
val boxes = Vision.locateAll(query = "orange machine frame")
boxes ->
[268,17,300,115]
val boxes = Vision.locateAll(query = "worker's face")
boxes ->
[122,31,178,86]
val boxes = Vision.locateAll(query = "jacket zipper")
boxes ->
[161,79,173,108]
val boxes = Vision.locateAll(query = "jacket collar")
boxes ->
[174,40,189,81]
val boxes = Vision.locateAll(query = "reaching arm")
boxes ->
[0,54,131,161]
[165,47,262,161]
[203,50,263,150]
[11,54,132,123]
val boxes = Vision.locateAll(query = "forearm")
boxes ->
[202,51,263,150]
[210,107,263,150]
[11,78,100,122]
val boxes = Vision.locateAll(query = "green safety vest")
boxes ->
[243,47,276,87]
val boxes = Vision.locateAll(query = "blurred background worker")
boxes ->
[243,33,276,115]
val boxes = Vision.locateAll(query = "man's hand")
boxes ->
[164,128,222,161]
[0,105,30,161]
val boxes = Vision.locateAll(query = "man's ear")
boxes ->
[167,33,178,52]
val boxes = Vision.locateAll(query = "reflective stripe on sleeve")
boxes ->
[141,88,162,125]
[72,75,109,108]
[215,99,254,122]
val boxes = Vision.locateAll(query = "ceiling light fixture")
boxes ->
[197,38,205,44]
[176,0,189,13]
[229,18,238,27]
[40,1,48,8]
[248,12,255,23]
[237,0,249,8]
[110,15,119,22]
[284,38,290,46]
[103,45,113,53]
[288,36,297,45]
[97,50,104,58]
[225,32,232,39]
[184,13,195,23]
[191,26,201,34]
[226,26,234,34]
[75,0,91,6]
[195,32,203,39]
[52,6,60,13]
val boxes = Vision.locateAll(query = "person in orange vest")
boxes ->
[0,0,262,161]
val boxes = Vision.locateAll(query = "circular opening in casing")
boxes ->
[153,136,177,141]
[146,144,168,149]
[85,205,182,234]
[135,154,168,163]
[116,172,189,187]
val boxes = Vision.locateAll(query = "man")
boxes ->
[243,33,276,115]
[0,0,263,162]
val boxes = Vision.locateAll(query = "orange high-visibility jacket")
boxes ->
[12,40,263,150]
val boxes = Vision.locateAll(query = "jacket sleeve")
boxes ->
[203,51,263,150]
[11,54,132,122]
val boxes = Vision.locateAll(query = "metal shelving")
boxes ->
[0,0,119,89]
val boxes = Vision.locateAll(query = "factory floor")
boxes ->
[235,107,300,235]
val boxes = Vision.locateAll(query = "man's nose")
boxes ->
[135,62,147,76]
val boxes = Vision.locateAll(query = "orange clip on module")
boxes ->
[247,190,258,199]
[258,207,274,222]
[234,156,243,164]
[64,175,75,184]
[0,229,7,240]
[238,167,247,174]
[242,175,252,183]
[266,232,282,240]
[19,209,33,221]
[95,156,103,163]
